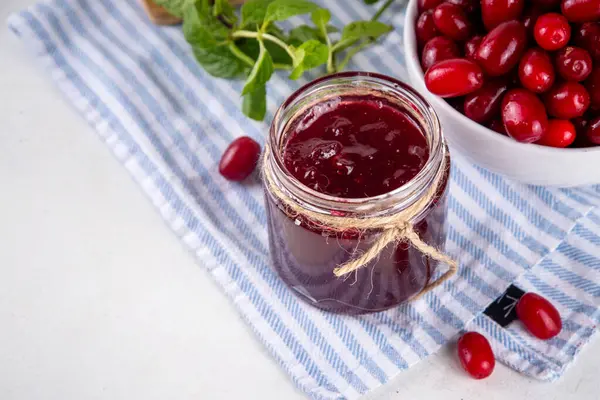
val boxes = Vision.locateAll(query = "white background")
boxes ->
[1,1,599,399]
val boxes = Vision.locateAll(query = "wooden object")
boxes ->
[141,0,183,25]
[141,0,247,25]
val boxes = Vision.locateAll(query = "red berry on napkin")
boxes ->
[457,332,495,379]
[219,136,261,181]
[516,292,562,340]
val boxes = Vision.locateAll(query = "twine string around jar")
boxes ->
[262,145,458,298]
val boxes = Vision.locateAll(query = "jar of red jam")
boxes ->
[264,72,450,314]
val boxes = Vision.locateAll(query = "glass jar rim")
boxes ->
[267,71,447,218]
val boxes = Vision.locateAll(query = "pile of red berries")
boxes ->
[417,0,600,148]
[458,292,562,380]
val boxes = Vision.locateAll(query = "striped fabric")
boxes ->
[8,0,600,398]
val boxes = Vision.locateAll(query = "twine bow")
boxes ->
[262,146,458,296]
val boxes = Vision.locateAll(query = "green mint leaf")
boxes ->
[289,48,306,80]
[241,0,275,27]
[237,38,292,65]
[242,40,274,95]
[289,21,337,46]
[264,0,320,23]
[214,0,235,22]
[236,38,260,59]
[242,85,267,121]
[151,0,193,17]
[265,42,293,65]
[191,45,247,78]
[297,40,328,69]
[289,25,322,46]
[363,0,380,4]
[289,39,328,79]
[341,20,392,42]
[183,0,231,50]
[311,8,331,30]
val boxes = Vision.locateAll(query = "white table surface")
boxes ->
[1,1,599,399]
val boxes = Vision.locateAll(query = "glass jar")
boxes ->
[264,72,450,314]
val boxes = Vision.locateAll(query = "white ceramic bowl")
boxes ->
[403,0,600,187]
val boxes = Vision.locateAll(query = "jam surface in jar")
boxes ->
[265,74,449,315]
[283,97,430,198]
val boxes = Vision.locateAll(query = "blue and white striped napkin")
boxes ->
[8,0,600,398]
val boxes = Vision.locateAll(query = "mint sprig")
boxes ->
[160,0,394,121]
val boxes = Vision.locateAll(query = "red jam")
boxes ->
[283,97,430,198]
[265,75,450,314]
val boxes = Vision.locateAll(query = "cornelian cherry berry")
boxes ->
[416,10,439,46]
[433,3,472,41]
[561,0,600,23]
[425,58,485,97]
[587,117,600,144]
[586,68,600,110]
[464,35,483,62]
[488,118,508,134]
[502,89,549,143]
[523,6,546,35]
[219,136,261,181]
[536,119,577,147]
[519,48,556,93]
[481,0,525,31]
[447,0,480,15]
[555,47,593,82]
[457,332,495,380]
[516,293,562,340]
[421,36,461,71]
[572,115,591,136]
[477,21,528,77]
[418,0,444,12]
[534,13,571,51]
[571,117,594,147]
[464,79,509,123]
[544,81,591,119]
[574,22,600,63]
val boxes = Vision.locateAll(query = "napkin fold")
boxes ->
[8,0,600,398]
